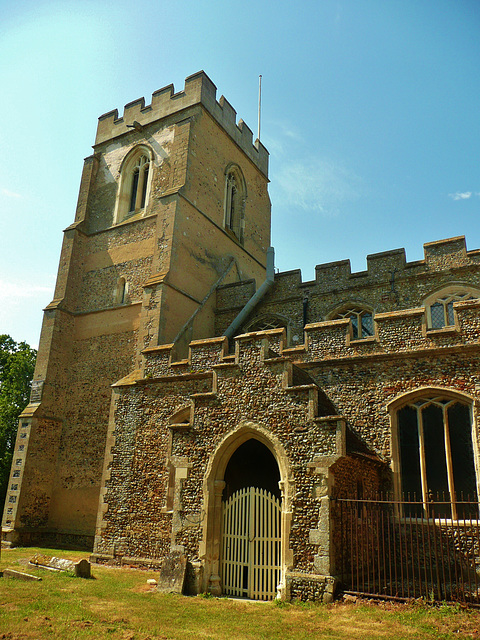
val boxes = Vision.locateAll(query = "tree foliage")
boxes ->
[0,335,36,504]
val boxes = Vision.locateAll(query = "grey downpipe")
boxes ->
[223,247,275,339]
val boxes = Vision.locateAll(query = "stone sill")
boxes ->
[426,326,458,336]
[286,384,317,392]
[283,345,307,355]
[87,212,158,236]
[139,371,212,384]
[212,362,240,370]
[348,336,376,345]
[191,392,217,400]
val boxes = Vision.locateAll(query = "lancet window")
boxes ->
[224,164,246,243]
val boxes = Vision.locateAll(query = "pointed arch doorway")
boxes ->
[221,439,281,600]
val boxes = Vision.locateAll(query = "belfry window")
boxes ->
[397,396,477,518]
[128,155,150,213]
[332,306,374,339]
[225,172,237,232]
[224,164,245,243]
[115,146,153,224]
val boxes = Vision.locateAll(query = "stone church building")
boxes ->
[3,72,480,602]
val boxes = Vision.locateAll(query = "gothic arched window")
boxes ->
[115,146,153,224]
[224,164,246,243]
[394,394,477,519]
[330,305,374,340]
[424,287,479,329]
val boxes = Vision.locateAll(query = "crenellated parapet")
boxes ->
[216,237,480,324]
[143,297,480,378]
[95,71,268,175]
[313,236,480,290]
[292,299,480,363]
[142,337,230,378]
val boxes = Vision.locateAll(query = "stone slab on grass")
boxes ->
[29,554,91,578]
[156,551,187,594]
[3,568,42,581]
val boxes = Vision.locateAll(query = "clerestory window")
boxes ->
[332,306,374,340]
[428,291,476,329]
[396,396,477,519]
[246,315,288,332]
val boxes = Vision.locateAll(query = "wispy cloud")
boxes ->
[448,191,480,201]
[0,280,53,306]
[1,188,22,198]
[272,156,362,216]
[264,120,362,216]
[263,122,304,158]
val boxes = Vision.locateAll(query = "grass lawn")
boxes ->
[1,547,480,639]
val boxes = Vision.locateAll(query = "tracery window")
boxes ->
[396,396,477,518]
[332,306,374,340]
[246,315,287,332]
[115,146,153,224]
[244,314,290,345]
[224,164,245,243]
[426,290,477,329]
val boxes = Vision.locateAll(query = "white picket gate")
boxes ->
[221,486,281,600]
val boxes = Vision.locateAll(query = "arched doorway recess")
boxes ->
[200,422,293,600]
[222,440,281,600]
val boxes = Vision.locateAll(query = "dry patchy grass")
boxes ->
[0,547,480,639]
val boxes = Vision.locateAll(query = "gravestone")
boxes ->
[156,551,187,594]
[30,554,91,578]
[3,568,42,581]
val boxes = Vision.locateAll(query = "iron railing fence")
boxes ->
[333,493,480,604]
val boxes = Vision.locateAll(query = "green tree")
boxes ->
[0,335,36,504]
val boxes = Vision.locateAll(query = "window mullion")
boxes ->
[135,164,144,211]
[418,408,429,517]
[140,163,149,209]
[226,184,233,228]
[130,170,139,212]
[443,406,457,520]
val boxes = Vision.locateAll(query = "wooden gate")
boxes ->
[221,486,281,600]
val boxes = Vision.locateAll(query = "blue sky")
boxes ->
[1,0,479,347]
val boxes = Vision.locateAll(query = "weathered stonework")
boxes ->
[4,72,480,603]
[2,72,270,551]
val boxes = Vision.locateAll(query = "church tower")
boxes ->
[2,72,270,548]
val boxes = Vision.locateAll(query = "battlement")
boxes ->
[216,237,480,320]
[298,298,480,362]
[95,71,268,175]
[312,236,480,290]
